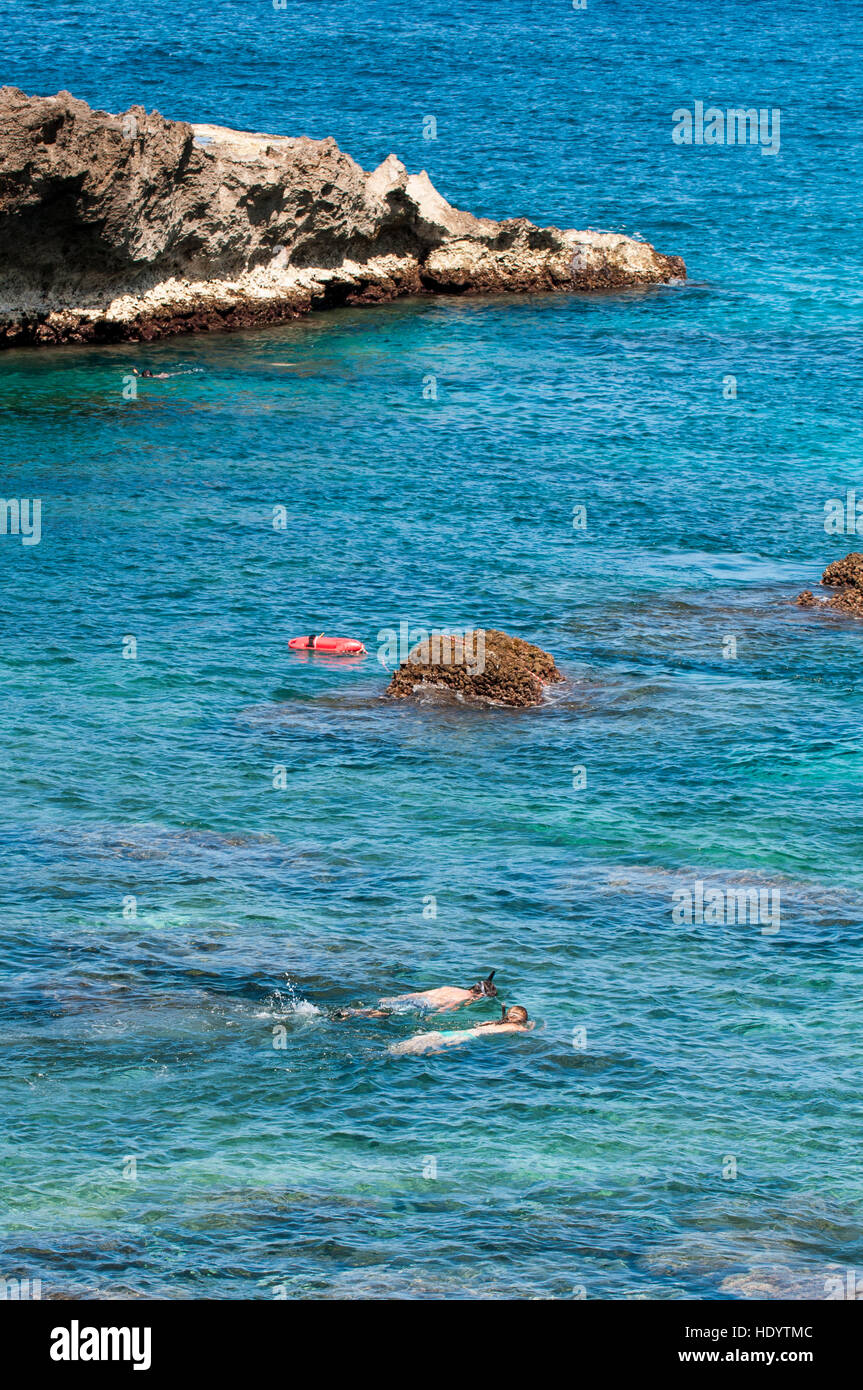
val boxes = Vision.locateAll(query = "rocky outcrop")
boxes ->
[0,88,686,347]
[822,553,863,590]
[384,630,564,707]
[796,553,863,617]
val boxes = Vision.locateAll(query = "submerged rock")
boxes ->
[0,88,686,348]
[384,630,564,707]
[796,553,863,617]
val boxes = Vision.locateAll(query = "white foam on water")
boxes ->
[255,975,321,1023]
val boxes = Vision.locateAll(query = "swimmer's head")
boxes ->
[469,970,497,999]
[503,1005,529,1025]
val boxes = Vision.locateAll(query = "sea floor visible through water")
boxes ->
[1,0,862,1299]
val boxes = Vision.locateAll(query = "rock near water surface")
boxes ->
[385,630,564,707]
[796,553,863,617]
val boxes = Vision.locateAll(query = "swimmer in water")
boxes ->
[475,1004,532,1032]
[131,367,171,380]
[389,1005,534,1056]
[332,971,498,1020]
[381,971,498,1014]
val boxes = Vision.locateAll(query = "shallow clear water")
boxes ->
[1,0,862,1299]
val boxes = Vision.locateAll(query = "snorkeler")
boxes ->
[381,971,498,1013]
[389,1005,534,1056]
[331,971,498,1020]
[475,1005,532,1033]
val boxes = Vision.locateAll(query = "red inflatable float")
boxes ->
[289,633,366,656]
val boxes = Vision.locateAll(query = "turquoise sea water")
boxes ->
[2,1,863,1299]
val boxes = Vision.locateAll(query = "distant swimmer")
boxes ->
[390,1005,534,1056]
[132,366,202,379]
[331,971,497,1021]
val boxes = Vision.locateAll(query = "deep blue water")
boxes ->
[1,0,862,1299]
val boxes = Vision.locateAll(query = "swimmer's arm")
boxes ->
[334,1006,391,1019]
